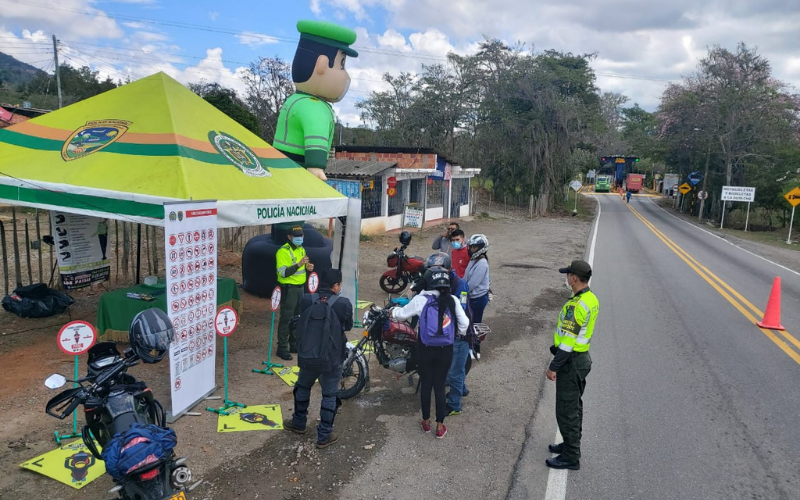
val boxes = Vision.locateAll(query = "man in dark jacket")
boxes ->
[283,268,353,449]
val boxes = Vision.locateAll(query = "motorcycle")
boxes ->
[337,303,492,400]
[379,232,425,294]
[45,340,198,500]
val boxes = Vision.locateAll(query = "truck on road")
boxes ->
[626,173,644,193]
[595,175,612,193]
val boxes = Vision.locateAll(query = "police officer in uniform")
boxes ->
[275,224,314,360]
[545,259,599,470]
[273,20,358,181]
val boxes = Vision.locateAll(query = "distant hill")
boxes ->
[0,52,48,88]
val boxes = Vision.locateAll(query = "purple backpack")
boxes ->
[419,295,456,347]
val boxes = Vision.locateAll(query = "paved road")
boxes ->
[564,194,800,500]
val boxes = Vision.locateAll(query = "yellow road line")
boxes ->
[624,202,800,365]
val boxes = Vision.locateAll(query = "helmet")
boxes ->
[467,234,489,260]
[399,230,412,246]
[129,308,174,363]
[425,252,452,271]
[424,266,451,291]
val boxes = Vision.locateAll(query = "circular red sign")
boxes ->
[307,272,319,293]
[215,306,239,337]
[57,321,97,356]
[271,286,282,311]
[387,176,397,188]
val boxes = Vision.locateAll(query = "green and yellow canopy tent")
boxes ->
[0,72,347,227]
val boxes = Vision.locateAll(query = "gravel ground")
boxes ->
[0,206,594,500]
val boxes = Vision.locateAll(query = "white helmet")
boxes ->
[467,234,489,260]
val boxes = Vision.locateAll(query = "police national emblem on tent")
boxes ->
[0,72,347,227]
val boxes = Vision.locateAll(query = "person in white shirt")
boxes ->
[391,267,469,439]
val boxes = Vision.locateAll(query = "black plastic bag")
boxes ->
[2,283,75,318]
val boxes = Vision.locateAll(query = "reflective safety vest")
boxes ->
[554,288,599,353]
[276,243,307,285]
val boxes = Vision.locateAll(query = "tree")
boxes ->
[22,64,116,106]
[189,82,261,136]
[240,57,294,141]
[657,43,800,218]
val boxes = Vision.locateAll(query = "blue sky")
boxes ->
[2,0,799,125]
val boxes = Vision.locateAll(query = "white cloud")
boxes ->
[0,0,124,41]
[235,31,279,49]
[209,12,219,21]
[312,0,800,111]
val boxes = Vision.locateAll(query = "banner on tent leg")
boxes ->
[50,211,111,289]
[164,200,218,418]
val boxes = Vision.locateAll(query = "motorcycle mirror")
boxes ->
[44,374,67,389]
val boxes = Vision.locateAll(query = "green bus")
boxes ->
[595,175,611,193]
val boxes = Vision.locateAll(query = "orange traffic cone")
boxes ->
[757,277,785,330]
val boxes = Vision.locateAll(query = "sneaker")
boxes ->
[463,388,470,397]
[420,420,431,433]
[276,349,293,361]
[316,433,340,449]
[283,419,306,434]
[435,425,447,439]
[445,405,462,417]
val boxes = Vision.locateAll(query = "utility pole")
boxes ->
[52,35,63,109]
[697,143,711,220]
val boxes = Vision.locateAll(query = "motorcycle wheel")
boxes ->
[337,348,368,399]
[379,274,407,294]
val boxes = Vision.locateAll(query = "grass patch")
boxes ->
[359,233,373,242]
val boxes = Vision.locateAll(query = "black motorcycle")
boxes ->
[337,303,490,400]
[45,309,198,500]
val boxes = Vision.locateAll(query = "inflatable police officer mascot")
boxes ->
[273,20,358,181]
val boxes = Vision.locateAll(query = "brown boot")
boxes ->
[315,433,340,449]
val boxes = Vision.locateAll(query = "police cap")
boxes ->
[559,259,592,280]
[297,20,358,57]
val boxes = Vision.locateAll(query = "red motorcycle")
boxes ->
[379,231,425,294]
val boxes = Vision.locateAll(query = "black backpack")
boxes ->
[296,294,342,372]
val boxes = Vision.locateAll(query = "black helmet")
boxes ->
[129,308,174,363]
[424,266,450,291]
[426,252,452,271]
[399,230,412,246]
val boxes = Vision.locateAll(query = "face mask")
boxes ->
[292,237,304,246]
[451,241,463,250]
[564,276,572,291]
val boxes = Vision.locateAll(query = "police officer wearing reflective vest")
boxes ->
[275,224,314,360]
[545,259,599,470]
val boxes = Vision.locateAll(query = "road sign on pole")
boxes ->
[785,187,800,244]
[697,191,708,200]
[679,183,692,195]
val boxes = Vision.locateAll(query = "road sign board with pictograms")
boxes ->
[784,187,800,207]
[679,183,692,195]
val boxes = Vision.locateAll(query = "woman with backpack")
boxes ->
[391,266,469,438]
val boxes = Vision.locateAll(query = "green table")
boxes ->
[96,277,242,341]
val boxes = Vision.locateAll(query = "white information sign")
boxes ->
[403,206,424,228]
[570,180,583,192]
[57,321,97,356]
[164,200,218,418]
[721,186,756,202]
[50,211,111,289]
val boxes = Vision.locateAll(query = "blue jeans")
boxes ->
[292,365,342,442]
[470,294,490,323]
[446,338,470,412]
